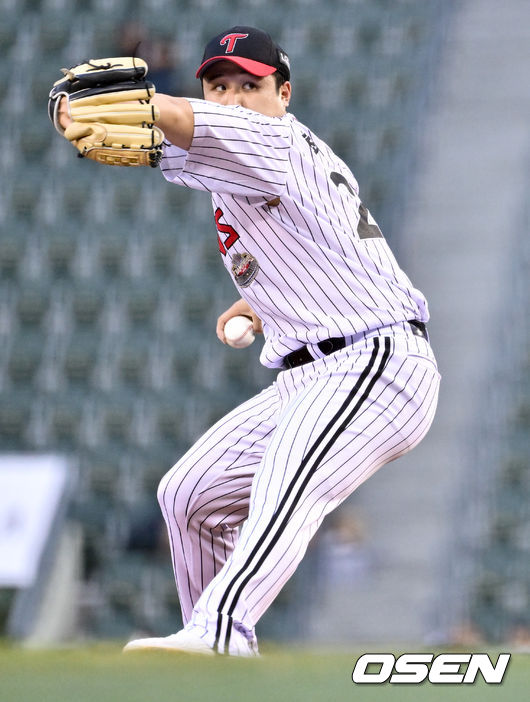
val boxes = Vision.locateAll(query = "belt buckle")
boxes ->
[408,320,428,340]
[283,354,296,370]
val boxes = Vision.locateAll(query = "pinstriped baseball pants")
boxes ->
[157,332,440,654]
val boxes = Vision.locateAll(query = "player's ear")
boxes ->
[280,81,291,108]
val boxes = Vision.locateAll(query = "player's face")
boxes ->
[202,61,291,117]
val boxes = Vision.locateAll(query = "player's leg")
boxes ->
[156,383,280,624]
[187,335,440,654]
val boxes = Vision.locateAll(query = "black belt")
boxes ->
[283,320,428,369]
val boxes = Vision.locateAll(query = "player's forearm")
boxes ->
[55,92,195,152]
[151,94,194,151]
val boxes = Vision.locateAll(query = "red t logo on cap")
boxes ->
[220,33,249,53]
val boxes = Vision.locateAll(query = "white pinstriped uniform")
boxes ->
[162,100,429,368]
[157,100,440,654]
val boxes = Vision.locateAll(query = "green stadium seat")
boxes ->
[180,289,212,325]
[0,16,17,54]
[49,397,83,446]
[98,234,127,279]
[103,396,134,445]
[30,66,56,109]
[0,235,25,279]
[15,284,50,329]
[10,178,41,221]
[46,233,77,279]
[39,18,71,55]
[126,283,160,329]
[156,402,185,445]
[149,235,178,278]
[71,285,105,328]
[7,334,43,386]
[88,457,121,501]
[63,337,99,386]
[18,117,51,161]
[117,342,148,388]
[163,184,192,217]
[0,395,31,446]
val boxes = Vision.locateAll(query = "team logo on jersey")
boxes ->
[231,252,259,287]
[303,132,319,154]
[220,33,249,53]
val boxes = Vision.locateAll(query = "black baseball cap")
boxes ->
[196,26,290,81]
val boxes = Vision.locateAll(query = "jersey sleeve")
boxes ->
[160,99,292,198]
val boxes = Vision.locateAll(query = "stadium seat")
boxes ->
[9,177,41,221]
[46,233,77,279]
[71,285,105,328]
[148,235,178,278]
[0,398,31,446]
[117,341,148,388]
[0,15,17,54]
[62,335,99,387]
[103,396,134,445]
[50,398,83,446]
[126,283,160,329]
[37,12,72,55]
[7,333,43,386]
[0,234,25,280]
[98,234,127,279]
[15,284,50,330]
[18,117,50,162]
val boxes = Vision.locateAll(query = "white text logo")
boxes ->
[352,653,511,684]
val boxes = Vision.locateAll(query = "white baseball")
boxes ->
[224,315,255,348]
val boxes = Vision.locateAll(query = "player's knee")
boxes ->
[157,460,192,527]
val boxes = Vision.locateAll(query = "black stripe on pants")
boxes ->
[214,337,391,653]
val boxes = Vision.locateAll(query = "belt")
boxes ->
[283,320,428,369]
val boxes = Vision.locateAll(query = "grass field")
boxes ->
[1,643,528,702]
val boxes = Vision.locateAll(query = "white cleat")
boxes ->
[123,628,215,656]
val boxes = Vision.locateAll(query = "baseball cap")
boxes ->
[196,26,290,81]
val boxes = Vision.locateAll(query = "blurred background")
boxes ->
[0,0,528,651]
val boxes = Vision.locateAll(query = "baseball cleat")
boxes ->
[123,628,215,656]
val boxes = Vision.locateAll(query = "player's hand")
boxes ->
[216,299,263,343]
[58,96,72,131]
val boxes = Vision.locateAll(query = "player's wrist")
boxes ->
[151,94,194,150]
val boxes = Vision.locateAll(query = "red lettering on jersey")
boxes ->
[220,33,249,54]
[215,208,240,255]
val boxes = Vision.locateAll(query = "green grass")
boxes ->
[0,643,528,702]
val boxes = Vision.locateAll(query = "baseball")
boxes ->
[223,315,255,348]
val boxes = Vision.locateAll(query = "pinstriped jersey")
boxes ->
[161,99,429,368]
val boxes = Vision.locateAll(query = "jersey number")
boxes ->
[330,171,383,240]
[215,208,240,255]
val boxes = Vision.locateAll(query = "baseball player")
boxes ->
[52,26,440,656]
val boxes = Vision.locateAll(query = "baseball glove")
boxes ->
[48,57,164,167]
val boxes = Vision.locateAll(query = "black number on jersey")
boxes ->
[330,171,383,240]
[215,208,240,256]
